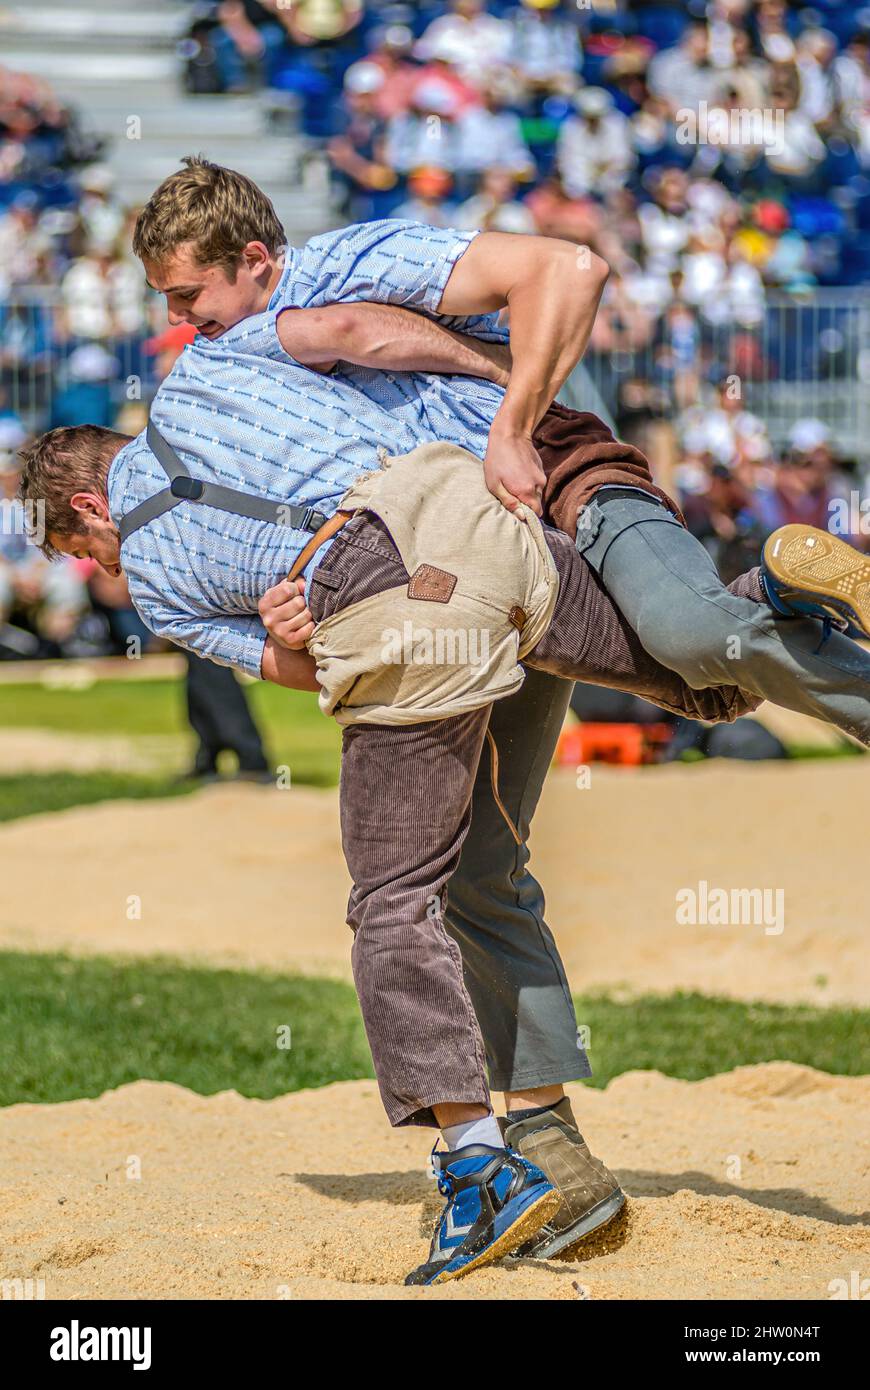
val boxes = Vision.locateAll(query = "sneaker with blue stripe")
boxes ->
[404,1144,561,1286]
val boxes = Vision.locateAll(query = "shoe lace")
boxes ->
[814,614,834,654]
[429,1140,455,1198]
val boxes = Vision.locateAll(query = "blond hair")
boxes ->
[132,155,285,276]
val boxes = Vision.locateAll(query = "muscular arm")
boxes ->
[260,637,320,691]
[276,302,512,387]
[437,231,610,511]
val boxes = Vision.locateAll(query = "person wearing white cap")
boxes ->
[328,62,397,221]
[384,82,465,176]
[456,75,536,180]
[49,345,119,431]
[364,25,418,119]
[78,166,125,259]
[789,418,831,455]
[343,60,385,98]
[66,344,119,383]
[556,87,634,198]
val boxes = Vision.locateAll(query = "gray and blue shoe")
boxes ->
[762,525,870,639]
[405,1144,561,1286]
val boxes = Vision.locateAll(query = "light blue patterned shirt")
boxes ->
[109,219,510,677]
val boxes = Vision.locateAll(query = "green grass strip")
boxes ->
[573,990,868,1087]
[0,679,342,787]
[0,773,198,824]
[0,952,865,1108]
[0,951,373,1107]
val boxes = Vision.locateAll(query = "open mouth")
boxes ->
[196,320,223,337]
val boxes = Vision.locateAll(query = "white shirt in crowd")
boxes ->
[647,47,717,111]
[764,110,826,175]
[680,403,770,465]
[414,12,512,81]
[557,111,634,197]
[386,106,534,177]
[61,255,145,339]
[455,106,535,176]
[505,9,582,81]
[454,194,536,234]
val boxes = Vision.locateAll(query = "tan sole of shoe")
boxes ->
[431,1187,563,1284]
[764,524,870,637]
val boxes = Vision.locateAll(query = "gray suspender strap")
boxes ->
[118,418,329,543]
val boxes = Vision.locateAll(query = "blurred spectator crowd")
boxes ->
[0,63,163,658]
[185,2,870,543]
[2,0,870,660]
[179,1,870,280]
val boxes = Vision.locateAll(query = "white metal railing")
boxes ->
[569,287,870,460]
[0,287,153,426]
[3,286,870,457]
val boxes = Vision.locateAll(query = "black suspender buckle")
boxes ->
[170,476,204,501]
[301,506,327,532]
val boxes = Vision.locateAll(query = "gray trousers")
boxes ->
[571,491,870,747]
[413,500,870,1124]
[446,669,586,1096]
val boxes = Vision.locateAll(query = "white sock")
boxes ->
[441,1113,505,1152]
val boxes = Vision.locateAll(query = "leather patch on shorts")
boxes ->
[508,605,527,632]
[408,564,457,603]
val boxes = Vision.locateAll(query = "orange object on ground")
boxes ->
[556,722,673,767]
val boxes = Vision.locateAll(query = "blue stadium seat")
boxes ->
[854,192,870,232]
[813,238,844,287]
[412,3,453,36]
[584,7,638,36]
[787,196,846,239]
[635,6,688,49]
[819,7,863,46]
[824,141,861,187]
[840,233,870,285]
[581,53,610,85]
